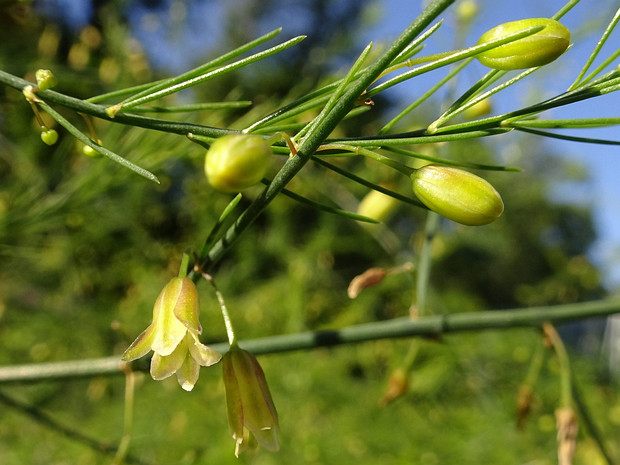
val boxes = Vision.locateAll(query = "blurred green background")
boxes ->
[0,1,619,464]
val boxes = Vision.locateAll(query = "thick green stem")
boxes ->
[1,299,619,384]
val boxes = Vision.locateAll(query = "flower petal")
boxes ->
[232,349,279,433]
[176,352,200,391]
[173,278,202,333]
[150,337,188,380]
[150,278,188,356]
[252,427,279,452]
[188,332,222,367]
[234,428,256,457]
[121,323,156,361]
[222,352,244,448]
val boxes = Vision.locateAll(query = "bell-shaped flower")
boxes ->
[222,345,279,456]
[122,277,221,391]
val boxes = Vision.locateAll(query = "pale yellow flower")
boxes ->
[122,277,221,391]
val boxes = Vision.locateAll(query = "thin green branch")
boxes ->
[508,117,620,128]
[111,370,136,465]
[37,101,160,183]
[310,156,426,208]
[553,0,581,20]
[383,146,521,171]
[0,389,154,465]
[428,66,539,132]
[356,68,620,142]
[0,70,232,139]
[296,42,374,140]
[380,58,472,134]
[570,369,619,465]
[544,323,618,465]
[113,28,283,105]
[367,25,545,97]
[330,128,511,147]
[569,6,620,90]
[127,101,253,113]
[1,299,619,384]
[244,22,441,135]
[117,35,306,112]
[264,179,379,223]
[414,211,440,317]
[390,21,443,66]
[513,126,620,146]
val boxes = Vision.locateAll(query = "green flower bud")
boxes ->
[205,134,272,193]
[411,165,504,226]
[40,129,58,145]
[35,69,58,91]
[477,18,570,70]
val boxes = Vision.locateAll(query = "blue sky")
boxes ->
[363,0,620,288]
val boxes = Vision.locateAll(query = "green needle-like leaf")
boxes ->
[311,157,425,209]
[118,29,283,106]
[128,102,253,113]
[261,179,380,224]
[116,35,306,112]
[199,193,244,260]
[37,101,160,183]
[569,6,620,89]
[368,25,545,97]
[513,126,620,146]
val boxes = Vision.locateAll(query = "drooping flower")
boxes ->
[222,345,279,457]
[122,277,221,391]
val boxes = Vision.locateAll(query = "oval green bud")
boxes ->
[35,69,58,91]
[411,165,504,226]
[40,129,58,145]
[205,134,272,193]
[476,18,570,70]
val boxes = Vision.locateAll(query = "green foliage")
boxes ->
[0,0,619,464]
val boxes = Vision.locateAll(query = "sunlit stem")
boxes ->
[23,86,48,129]
[29,102,47,129]
[523,340,545,388]
[111,367,135,465]
[542,323,572,407]
[79,112,100,141]
[198,269,237,347]
[413,211,440,318]
[178,252,190,279]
